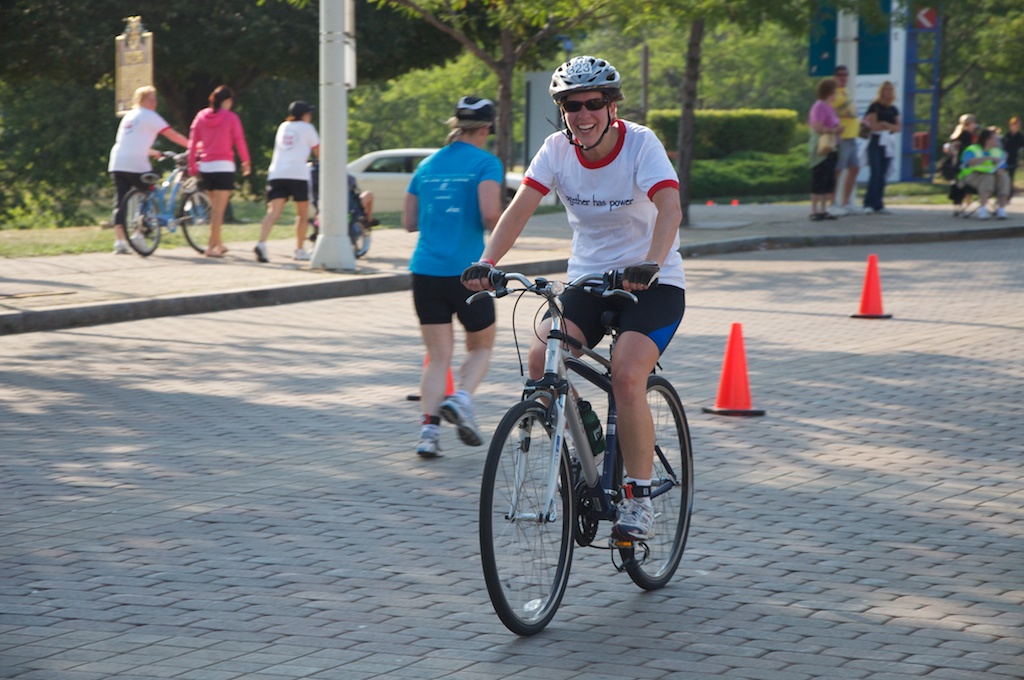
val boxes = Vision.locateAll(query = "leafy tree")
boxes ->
[369,0,612,169]
[0,0,464,226]
[606,0,811,224]
[933,0,1024,134]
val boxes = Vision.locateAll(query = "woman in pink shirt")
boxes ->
[808,78,843,221]
[188,85,251,257]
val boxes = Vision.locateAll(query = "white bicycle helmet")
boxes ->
[549,56,623,102]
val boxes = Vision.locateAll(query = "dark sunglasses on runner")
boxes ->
[561,97,609,113]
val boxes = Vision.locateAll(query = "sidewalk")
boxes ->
[2,201,1022,335]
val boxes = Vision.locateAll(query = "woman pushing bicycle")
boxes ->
[108,86,189,255]
[462,56,685,542]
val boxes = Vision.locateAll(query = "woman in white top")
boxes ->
[254,101,321,262]
[107,86,189,254]
[462,56,685,542]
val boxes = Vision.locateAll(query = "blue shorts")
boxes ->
[837,138,859,170]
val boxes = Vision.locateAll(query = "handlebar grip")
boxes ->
[488,268,507,289]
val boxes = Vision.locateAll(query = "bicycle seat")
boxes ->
[140,172,160,185]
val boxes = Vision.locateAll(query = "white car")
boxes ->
[347,148,553,213]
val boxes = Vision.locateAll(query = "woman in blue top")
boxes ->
[403,97,504,458]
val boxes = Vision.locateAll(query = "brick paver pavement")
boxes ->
[1,238,1022,679]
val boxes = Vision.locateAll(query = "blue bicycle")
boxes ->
[121,151,212,256]
[474,270,694,635]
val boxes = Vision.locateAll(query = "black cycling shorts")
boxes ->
[266,178,310,203]
[200,171,235,192]
[554,284,685,354]
[412,273,496,332]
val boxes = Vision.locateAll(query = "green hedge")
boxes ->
[687,147,808,200]
[648,108,799,159]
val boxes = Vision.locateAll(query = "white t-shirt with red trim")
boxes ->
[523,119,685,289]
[108,107,171,173]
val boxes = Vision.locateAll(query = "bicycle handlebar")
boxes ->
[467,271,638,305]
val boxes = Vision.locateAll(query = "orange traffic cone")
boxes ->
[702,323,765,416]
[406,354,456,401]
[851,253,892,319]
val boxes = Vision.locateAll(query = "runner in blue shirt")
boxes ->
[403,97,504,458]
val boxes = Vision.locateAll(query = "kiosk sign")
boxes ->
[115,16,153,116]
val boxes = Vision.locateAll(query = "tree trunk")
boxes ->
[676,18,704,228]
[495,29,516,172]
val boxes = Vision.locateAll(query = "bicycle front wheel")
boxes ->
[620,375,693,590]
[480,399,575,636]
[180,191,212,254]
[121,188,160,256]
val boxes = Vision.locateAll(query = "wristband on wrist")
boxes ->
[480,258,495,266]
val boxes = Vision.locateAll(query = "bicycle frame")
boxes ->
[491,272,675,529]
[141,159,190,230]
[478,270,693,634]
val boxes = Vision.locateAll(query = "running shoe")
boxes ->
[612,497,655,541]
[416,428,442,458]
[254,242,269,263]
[440,396,483,446]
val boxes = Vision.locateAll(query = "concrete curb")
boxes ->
[2,225,1022,336]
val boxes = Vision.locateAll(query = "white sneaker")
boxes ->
[440,396,483,446]
[254,242,269,263]
[842,204,862,215]
[996,207,1008,220]
[976,207,990,220]
[129,232,147,250]
[416,428,442,458]
[612,497,654,541]
[113,240,130,255]
[827,205,848,217]
[293,247,310,261]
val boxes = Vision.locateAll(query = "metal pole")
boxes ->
[311,0,355,271]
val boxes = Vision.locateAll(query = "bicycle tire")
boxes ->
[479,399,575,636]
[121,188,160,257]
[620,375,693,590]
[350,218,371,258]
[180,191,213,254]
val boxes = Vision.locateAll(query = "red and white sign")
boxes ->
[916,7,937,29]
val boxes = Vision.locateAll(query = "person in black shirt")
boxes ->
[1002,116,1023,201]
[862,81,901,214]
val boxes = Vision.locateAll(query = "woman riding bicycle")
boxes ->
[462,55,685,542]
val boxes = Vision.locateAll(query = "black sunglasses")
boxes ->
[561,97,609,113]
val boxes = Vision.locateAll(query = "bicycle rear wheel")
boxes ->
[480,399,575,636]
[620,375,693,590]
[180,191,212,254]
[121,188,160,257]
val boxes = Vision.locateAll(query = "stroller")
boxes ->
[308,161,372,258]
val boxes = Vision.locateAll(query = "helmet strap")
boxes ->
[562,107,614,152]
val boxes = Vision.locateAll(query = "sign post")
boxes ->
[114,16,153,116]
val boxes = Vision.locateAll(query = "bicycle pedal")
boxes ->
[608,537,634,549]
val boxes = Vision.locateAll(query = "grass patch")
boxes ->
[0,200,404,258]
[0,178,953,258]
